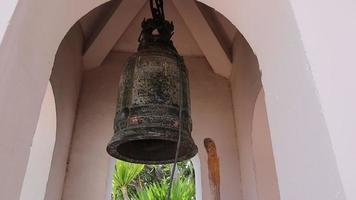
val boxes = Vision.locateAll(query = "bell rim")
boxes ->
[106,132,198,164]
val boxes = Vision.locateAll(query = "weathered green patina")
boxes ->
[107,0,197,164]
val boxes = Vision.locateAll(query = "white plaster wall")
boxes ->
[61,52,126,200]
[0,0,108,198]
[0,0,352,199]
[19,83,56,200]
[0,0,18,43]
[191,155,203,200]
[187,56,242,200]
[61,52,242,200]
[287,1,356,199]
[252,89,280,200]
[231,33,262,200]
[231,34,280,200]
[210,0,346,198]
[45,23,84,200]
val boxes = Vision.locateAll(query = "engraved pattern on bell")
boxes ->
[132,55,178,106]
[107,45,197,164]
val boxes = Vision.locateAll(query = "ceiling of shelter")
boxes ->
[114,0,203,56]
[78,0,237,77]
[79,0,236,56]
[80,0,120,50]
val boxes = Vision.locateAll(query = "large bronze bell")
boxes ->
[106,1,198,164]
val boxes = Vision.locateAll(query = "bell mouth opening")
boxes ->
[107,137,198,164]
[118,139,177,163]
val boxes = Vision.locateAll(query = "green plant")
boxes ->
[137,160,195,186]
[134,181,167,200]
[133,178,195,200]
[111,160,195,200]
[170,178,195,200]
[112,160,144,200]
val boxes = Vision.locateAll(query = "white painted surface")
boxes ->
[252,89,280,200]
[231,33,261,200]
[44,24,84,200]
[105,159,116,200]
[184,56,242,200]
[288,1,356,199]
[0,0,109,198]
[62,52,127,200]
[0,0,18,44]
[217,0,346,198]
[20,83,56,200]
[0,0,354,199]
[191,155,203,200]
[83,0,147,70]
[172,0,232,78]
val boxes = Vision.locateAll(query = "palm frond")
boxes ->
[112,160,144,200]
[133,178,195,200]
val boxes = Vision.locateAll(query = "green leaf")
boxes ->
[132,178,195,200]
[112,160,144,200]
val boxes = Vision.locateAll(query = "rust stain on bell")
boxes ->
[106,1,198,164]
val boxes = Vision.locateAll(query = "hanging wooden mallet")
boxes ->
[204,138,220,200]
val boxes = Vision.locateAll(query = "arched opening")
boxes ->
[19,82,56,200]
[57,1,243,200]
[47,2,245,199]
[110,159,197,200]
[106,155,202,200]
[0,0,346,199]
[4,1,280,200]
[44,21,86,200]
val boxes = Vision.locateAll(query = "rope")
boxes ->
[166,58,183,200]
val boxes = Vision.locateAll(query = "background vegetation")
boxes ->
[112,160,195,200]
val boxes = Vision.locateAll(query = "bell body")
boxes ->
[107,44,198,164]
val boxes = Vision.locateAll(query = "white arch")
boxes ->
[19,82,56,200]
[0,1,109,198]
[0,0,18,43]
[251,89,280,200]
[0,0,352,199]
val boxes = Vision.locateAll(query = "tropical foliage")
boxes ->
[112,160,144,200]
[133,178,195,200]
[111,160,195,200]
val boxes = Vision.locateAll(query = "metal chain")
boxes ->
[150,0,165,20]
